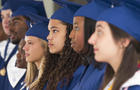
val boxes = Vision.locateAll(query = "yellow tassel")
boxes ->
[0,68,6,76]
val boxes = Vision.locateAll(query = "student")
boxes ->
[0,0,45,89]
[46,0,85,90]
[0,0,25,89]
[88,0,140,90]
[23,21,49,90]
[69,0,118,89]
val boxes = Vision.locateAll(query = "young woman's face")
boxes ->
[47,19,67,54]
[23,36,45,63]
[88,21,121,63]
[69,16,84,53]
[1,9,12,35]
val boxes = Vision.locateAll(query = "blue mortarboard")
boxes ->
[2,0,7,6]
[25,20,49,42]
[74,0,122,21]
[12,6,47,23]
[98,0,140,42]
[51,0,82,24]
[2,0,46,17]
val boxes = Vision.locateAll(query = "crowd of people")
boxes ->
[0,0,140,90]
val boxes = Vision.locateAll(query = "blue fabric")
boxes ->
[26,21,49,42]
[2,0,46,17]
[72,63,106,90]
[0,72,26,90]
[51,0,82,24]
[98,0,140,42]
[74,0,120,21]
[0,40,24,90]
[128,85,140,90]
[56,65,86,90]
[42,65,86,90]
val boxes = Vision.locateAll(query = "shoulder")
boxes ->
[121,70,140,89]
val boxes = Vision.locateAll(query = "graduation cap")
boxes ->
[2,0,46,17]
[25,19,49,42]
[74,0,122,21]
[98,0,140,42]
[12,6,47,24]
[51,0,82,24]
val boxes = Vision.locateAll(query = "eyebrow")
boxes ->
[73,22,78,25]
[96,24,104,29]
[50,26,58,29]
[12,17,22,21]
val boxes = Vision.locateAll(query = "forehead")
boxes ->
[74,16,84,22]
[25,36,40,41]
[11,16,26,22]
[49,19,64,26]
[1,9,12,15]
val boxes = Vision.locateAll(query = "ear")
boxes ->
[120,38,130,48]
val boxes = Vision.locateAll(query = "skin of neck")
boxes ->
[109,50,124,73]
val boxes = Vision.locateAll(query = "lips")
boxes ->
[70,41,75,48]
[94,48,99,53]
[48,42,54,48]
[10,34,15,40]
[25,53,30,57]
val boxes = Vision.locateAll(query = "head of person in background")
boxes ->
[88,0,140,90]
[68,0,118,89]
[23,21,49,90]
[15,39,27,69]
[69,0,121,64]
[8,0,46,45]
[0,16,8,41]
[1,4,12,36]
[46,0,84,89]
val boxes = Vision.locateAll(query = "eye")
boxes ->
[27,41,33,45]
[73,26,79,31]
[52,29,58,33]
[97,29,103,36]
[13,21,19,26]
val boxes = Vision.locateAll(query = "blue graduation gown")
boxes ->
[56,65,86,90]
[2,72,26,90]
[128,85,140,90]
[0,40,26,90]
[72,62,106,90]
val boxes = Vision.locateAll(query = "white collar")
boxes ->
[121,70,140,89]
[7,51,26,88]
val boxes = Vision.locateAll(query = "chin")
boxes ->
[12,40,20,44]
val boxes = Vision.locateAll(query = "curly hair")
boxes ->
[46,22,83,90]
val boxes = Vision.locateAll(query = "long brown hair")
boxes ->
[101,23,140,90]
[46,21,83,90]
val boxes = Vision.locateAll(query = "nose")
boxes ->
[69,29,74,39]
[3,17,10,25]
[23,44,28,52]
[88,33,96,46]
[46,33,52,41]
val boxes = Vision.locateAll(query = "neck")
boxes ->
[35,60,41,70]
[109,51,124,73]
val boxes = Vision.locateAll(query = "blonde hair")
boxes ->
[24,39,48,90]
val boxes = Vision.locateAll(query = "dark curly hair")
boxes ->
[44,21,83,90]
